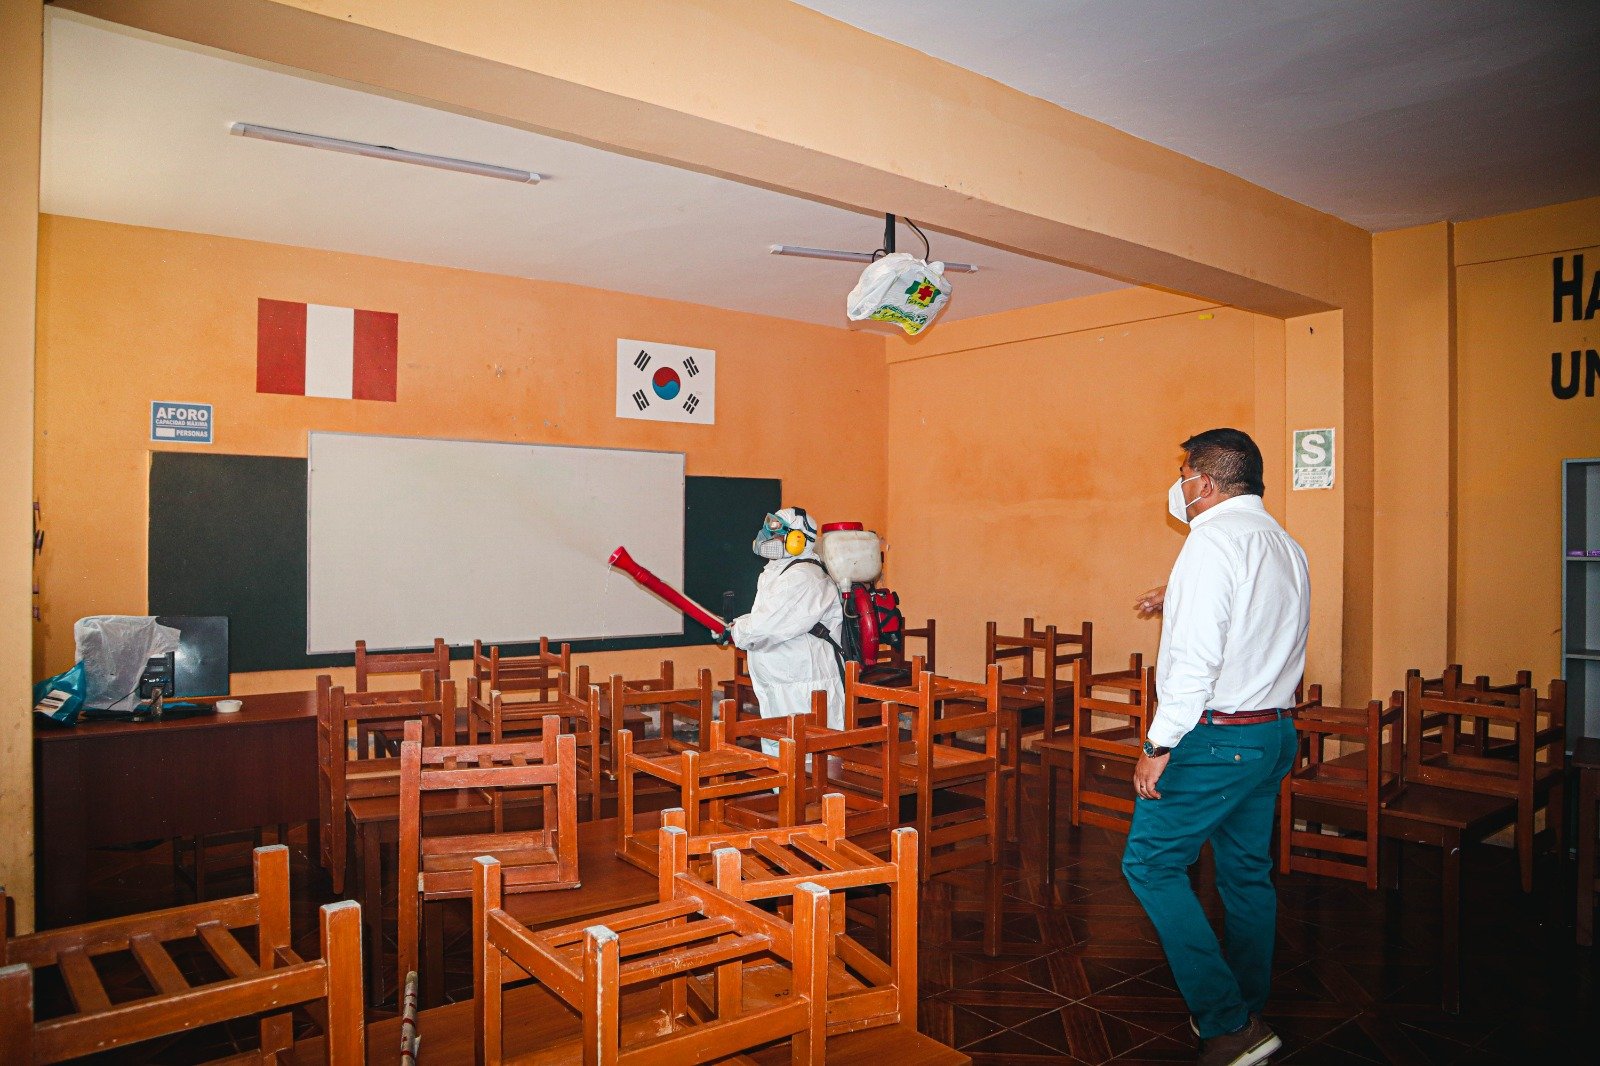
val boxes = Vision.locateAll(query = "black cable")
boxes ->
[904,218,932,260]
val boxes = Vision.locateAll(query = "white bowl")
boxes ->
[216,698,243,714]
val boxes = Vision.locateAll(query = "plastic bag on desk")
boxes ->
[74,615,181,711]
[33,661,87,727]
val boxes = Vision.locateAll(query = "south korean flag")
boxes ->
[616,339,716,425]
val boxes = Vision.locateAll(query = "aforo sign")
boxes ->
[1550,255,1599,400]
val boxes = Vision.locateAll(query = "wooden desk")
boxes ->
[1296,782,1515,1014]
[1574,737,1600,946]
[32,690,317,928]
[286,983,968,1065]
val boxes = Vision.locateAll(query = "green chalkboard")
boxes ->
[147,452,778,671]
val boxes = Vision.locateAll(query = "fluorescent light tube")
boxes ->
[769,243,978,273]
[229,122,541,184]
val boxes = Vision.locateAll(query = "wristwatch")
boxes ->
[1142,740,1171,758]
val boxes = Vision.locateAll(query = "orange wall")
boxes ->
[1453,210,1600,682]
[2,0,43,931]
[1371,223,1454,692]
[884,288,1287,681]
[33,215,887,691]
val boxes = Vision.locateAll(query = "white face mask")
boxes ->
[754,538,788,560]
[1167,475,1204,524]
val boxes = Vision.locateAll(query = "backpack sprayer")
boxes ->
[608,525,903,664]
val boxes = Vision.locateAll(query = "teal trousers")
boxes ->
[1121,717,1296,1040]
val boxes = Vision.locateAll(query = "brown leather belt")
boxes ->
[1203,708,1290,726]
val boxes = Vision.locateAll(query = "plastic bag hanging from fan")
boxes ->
[845,252,952,335]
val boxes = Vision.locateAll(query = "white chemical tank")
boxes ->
[817,522,883,591]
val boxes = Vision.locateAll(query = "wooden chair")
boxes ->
[356,637,451,692]
[467,672,603,818]
[857,617,937,686]
[0,846,363,1065]
[985,618,1091,840]
[317,672,421,872]
[472,637,572,705]
[1410,665,1536,758]
[319,675,454,893]
[1403,672,1566,892]
[1036,654,1147,880]
[850,663,1004,879]
[615,721,797,871]
[660,792,918,1036]
[472,838,830,1065]
[720,647,758,719]
[397,715,581,1005]
[604,666,715,762]
[1277,685,1404,889]
[1070,654,1156,833]
[724,692,902,840]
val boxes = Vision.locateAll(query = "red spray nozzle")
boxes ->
[609,546,728,636]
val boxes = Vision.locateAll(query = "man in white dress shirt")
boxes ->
[1122,428,1310,1066]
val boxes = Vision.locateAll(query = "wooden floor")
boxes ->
[66,774,1600,1064]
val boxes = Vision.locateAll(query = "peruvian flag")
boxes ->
[257,299,398,401]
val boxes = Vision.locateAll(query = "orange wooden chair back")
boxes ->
[0,846,363,1065]
[1070,654,1156,833]
[355,636,450,692]
[397,714,580,997]
[1277,685,1404,889]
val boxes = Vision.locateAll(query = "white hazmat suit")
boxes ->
[728,509,846,734]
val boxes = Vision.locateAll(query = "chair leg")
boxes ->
[983,854,1001,958]
[424,900,446,1006]
[195,836,207,901]
[1045,761,1058,887]
[1007,725,1022,844]
[1518,806,1534,894]
[1549,779,1566,864]
[987,768,1000,865]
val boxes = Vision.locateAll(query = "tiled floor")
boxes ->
[69,776,1600,1064]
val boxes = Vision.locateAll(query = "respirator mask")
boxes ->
[1167,475,1204,525]
[752,509,814,559]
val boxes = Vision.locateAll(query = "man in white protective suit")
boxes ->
[725,508,846,741]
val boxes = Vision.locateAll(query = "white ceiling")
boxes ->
[797,0,1600,231]
[40,11,1124,330]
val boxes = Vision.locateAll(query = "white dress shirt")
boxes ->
[1149,494,1310,749]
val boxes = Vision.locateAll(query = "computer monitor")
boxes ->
[147,615,230,698]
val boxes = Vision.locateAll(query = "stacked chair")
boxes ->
[0,846,364,1064]
[1276,684,1404,889]
[1402,670,1566,892]
[848,662,1003,880]
[467,672,603,818]
[985,618,1090,840]
[665,793,919,1035]
[473,838,831,1064]
[397,714,582,1004]
[1068,653,1156,833]
[316,672,454,895]
[614,719,797,871]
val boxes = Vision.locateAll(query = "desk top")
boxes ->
[1573,736,1600,770]
[33,689,315,743]
[503,816,660,927]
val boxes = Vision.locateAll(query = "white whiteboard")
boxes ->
[306,432,684,653]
